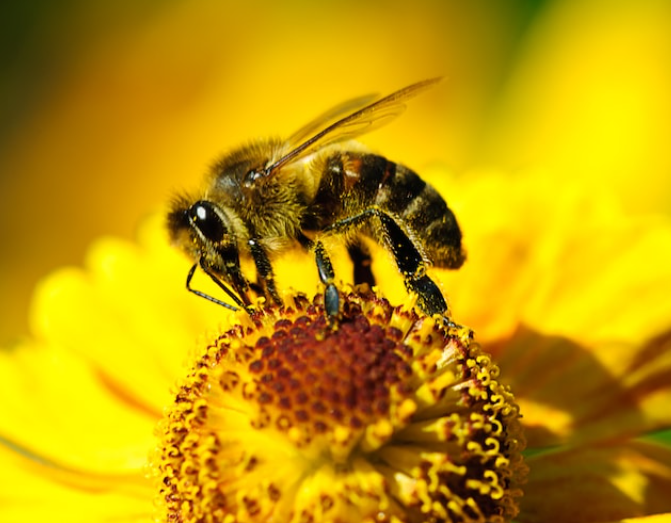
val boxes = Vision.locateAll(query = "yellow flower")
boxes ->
[2,164,671,523]
[155,290,525,522]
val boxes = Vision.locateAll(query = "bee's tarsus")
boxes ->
[324,284,340,322]
[314,241,334,284]
[439,316,461,330]
[410,273,449,317]
[314,241,340,319]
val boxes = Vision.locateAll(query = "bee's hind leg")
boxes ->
[325,208,450,318]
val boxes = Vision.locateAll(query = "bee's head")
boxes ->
[167,196,237,268]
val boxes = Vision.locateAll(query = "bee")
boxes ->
[167,78,465,321]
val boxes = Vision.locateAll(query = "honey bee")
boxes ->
[168,78,465,320]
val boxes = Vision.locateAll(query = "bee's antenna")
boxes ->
[185,263,244,311]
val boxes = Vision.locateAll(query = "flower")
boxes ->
[2,164,671,523]
[155,290,525,522]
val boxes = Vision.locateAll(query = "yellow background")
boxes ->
[1,0,670,342]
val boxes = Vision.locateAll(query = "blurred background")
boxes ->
[1,0,670,343]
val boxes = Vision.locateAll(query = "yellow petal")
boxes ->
[487,326,671,448]
[0,340,155,473]
[0,442,153,523]
[28,215,225,414]
[615,515,671,523]
[432,170,671,347]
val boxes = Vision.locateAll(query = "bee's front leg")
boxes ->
[247,238,283,307]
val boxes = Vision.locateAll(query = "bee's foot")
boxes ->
[324,283,340,323]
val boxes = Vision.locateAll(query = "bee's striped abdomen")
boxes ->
[372,157,465,269]
[313,152,465,270]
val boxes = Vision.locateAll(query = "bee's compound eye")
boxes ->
[189,201,226,242]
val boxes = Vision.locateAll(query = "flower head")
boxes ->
[156,289,525,522]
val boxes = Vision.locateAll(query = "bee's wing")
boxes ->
[286,93,379,147]
[266,77,442,175]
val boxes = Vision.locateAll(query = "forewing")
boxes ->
[287,93,378,147]
[266,77,442,175]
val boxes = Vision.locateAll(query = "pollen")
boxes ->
[155,287,526,523]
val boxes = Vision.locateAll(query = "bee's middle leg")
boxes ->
[314,241,340,320]
[296,232,340,320]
